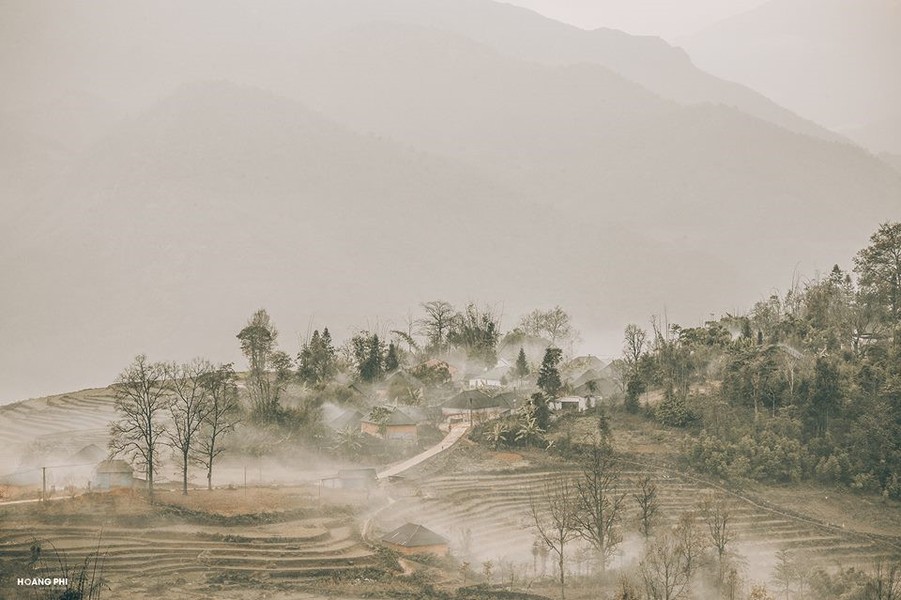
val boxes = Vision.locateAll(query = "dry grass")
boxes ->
[156,485,318,516]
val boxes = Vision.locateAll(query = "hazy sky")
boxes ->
[500,0,770,38]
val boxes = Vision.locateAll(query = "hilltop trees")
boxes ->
[418,300,456,355]
[237,309,292,419]
[109,355,170,502]
[449,303,502,367]
[618,222,901,499]
[353,331,385,382]
[297,328,336,388]
[520,306,578,348]
[855,221,901,327]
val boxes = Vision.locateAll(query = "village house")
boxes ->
[321,468,378,490]
[441,390,514,427]
[325,408,364,432]
[549,395,595,412]
[465,365,510,390]
[361,407,419,442]
[93,460,134,490]
[381,523,449,557]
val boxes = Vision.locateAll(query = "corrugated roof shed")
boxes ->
[96,460,133,474]
[362,407,418,426]
[381,523,448,547]
[443,390,515,410]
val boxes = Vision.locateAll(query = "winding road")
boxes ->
[376,425,469,479]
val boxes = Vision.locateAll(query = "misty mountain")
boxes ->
[283,21,899,228]
[1,81,749,403]
[882,153,901,175]
[2,1,901,404]
[3,74,900,404]
[682,0,901,153]
[0,0,836,145]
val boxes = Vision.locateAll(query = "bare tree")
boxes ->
[673,512,707,589]
[634,475,660,540]
[166,359,216,495]
[623,324,647,373]
[574,443,626,573]
[520,306,578,348]
[639,531,698,600]
[867,559,900,600]
[109,355,170,503]
[773,549,798,600]
[194,363,240,490]
[417,300,456,354]
[700,495,736,584]
[530,476,579,600]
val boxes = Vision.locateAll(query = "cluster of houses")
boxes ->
[323,353,615,445]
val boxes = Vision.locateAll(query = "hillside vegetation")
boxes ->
[613,222,901,501]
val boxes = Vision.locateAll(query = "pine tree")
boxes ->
[297,328,337,387]
[385,342,400,372]
[354,333,384,382]
[515,347,530,379]
[537,347,563,397]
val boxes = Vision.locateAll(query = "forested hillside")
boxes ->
[618,222,901,499]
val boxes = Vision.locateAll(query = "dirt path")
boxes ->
[362,426,470,544]
[376,425,469,479]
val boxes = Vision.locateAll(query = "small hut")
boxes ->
[337,468,378,489]
[381,523,449,557]
[93,460,134,490]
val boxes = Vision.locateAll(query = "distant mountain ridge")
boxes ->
[683,0,901,153]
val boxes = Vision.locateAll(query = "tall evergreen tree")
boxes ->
[854,221,901,326]
[385,342,400,372]
[353,332,385,382]
[515,347,530,379]
[297,328,337,387]
[537,347,564,397]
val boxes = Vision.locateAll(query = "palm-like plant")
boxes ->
[333,425,364,458]
[516,417,545,447]
[485,422,509,450]
[405,387,423,405]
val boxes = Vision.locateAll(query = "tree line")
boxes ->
[108,303,578,494]
[109,356,240,500]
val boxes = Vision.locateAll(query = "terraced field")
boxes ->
[377,459,901,574]
[0,513,380,584]
[0,388,117,467]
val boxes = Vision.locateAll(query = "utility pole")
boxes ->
[41,467,46,502]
